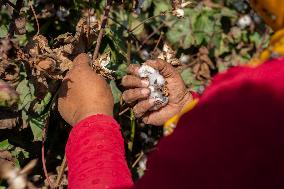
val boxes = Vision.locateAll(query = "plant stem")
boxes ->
[55,154,67,188]
[92,0,112,64]
[30,3,39,35]
[127,13,133,65]
[131,151,144,168]
[129,13,166,33]
[128,109,136,152]
[2,0,17,9]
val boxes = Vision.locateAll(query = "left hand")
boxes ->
[121,59,192,126]
[58,53,114,126]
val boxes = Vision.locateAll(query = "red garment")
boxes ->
[66,115,133,189]
[66,58,284,189]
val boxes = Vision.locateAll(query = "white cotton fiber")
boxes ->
[138,65,169,110]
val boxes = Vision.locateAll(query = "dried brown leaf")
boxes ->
[14,17,26,35]
[0,62,20,82]
[157,42,182,66]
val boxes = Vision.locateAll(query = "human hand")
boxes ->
[58,53,114,126]
[122,59,192,126]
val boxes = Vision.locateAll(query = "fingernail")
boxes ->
[141,88,150,96]
[141,80,149,87]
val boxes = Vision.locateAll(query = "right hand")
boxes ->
[58,54,114,126]
[121,59,192,126]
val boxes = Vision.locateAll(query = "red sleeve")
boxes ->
[134,58,284,189]
[66,114,133,189]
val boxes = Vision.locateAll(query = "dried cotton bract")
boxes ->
[93,52,115,79]
[172,0,192,18]
[138,65,169,110]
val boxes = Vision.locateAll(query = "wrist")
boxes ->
[73,108,113,126]
[180,90,193,111]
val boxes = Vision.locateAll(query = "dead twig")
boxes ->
[131,151,144,168]
[108,16,142,45]
[1,0,17,10]
[42,126,55,189]
[30,3,40,35]
[129,13,166,33]
[127,14,132,65]
[86,0,91,44]
[55,154,67,188]
[119,107,130,116]
[152,32,163,54]
[92,0,112,64]
[139,23,165,50]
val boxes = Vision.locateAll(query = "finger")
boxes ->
[122,75,149,88]
[133,99,156,118]
[122,88,150,103]
[127,64,140,76]
[144,59,175,77]
[73,53,91,68]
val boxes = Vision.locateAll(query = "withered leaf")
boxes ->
[14,17,26,35]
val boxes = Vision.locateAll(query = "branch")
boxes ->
[30,3,40,35]
[92,0,112,64]
[1,0,17,10]
[42,125,55,189]
[55,154,67,187]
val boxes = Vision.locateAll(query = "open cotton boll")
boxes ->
[138,65,156,77]
[138,65,165,86]
[138,65,169,110]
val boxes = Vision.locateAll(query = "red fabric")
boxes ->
[66,57,284,189]
[66,114,133,189]
[190,91,200,99]
[135,57,284,188]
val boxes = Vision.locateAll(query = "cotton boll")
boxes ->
[138,65,169,110]
[138,65,156,77]
[140,49,150,61]
[138,65,165,86]
[173,9,185,18]
[237,15,252,28]
[180,54,190,64]
[148,72,165,87]
[56,6,70,21]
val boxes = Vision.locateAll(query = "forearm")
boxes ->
[66,114,133,189]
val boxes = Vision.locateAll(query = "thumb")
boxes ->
[73,53,91,68]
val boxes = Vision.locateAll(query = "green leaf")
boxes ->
[0,80,19,107]
[166,18,192,49]
[29,113,48,141]
[141,0,153,11]
[11,147,30,167]
[110,80,122,105]
[16,77,35,110]
[33,92,52,115]
[115,63,128,79]
[220,7,238,19]
[0,25,8,38]
[249,32,262,47]
[181,68,205,93]
[25,22,35,32]
[181,68,194,86]
[16,76,50,141]
[0,139,12,150]
[214,34,230,56]
[153,0,171,15]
